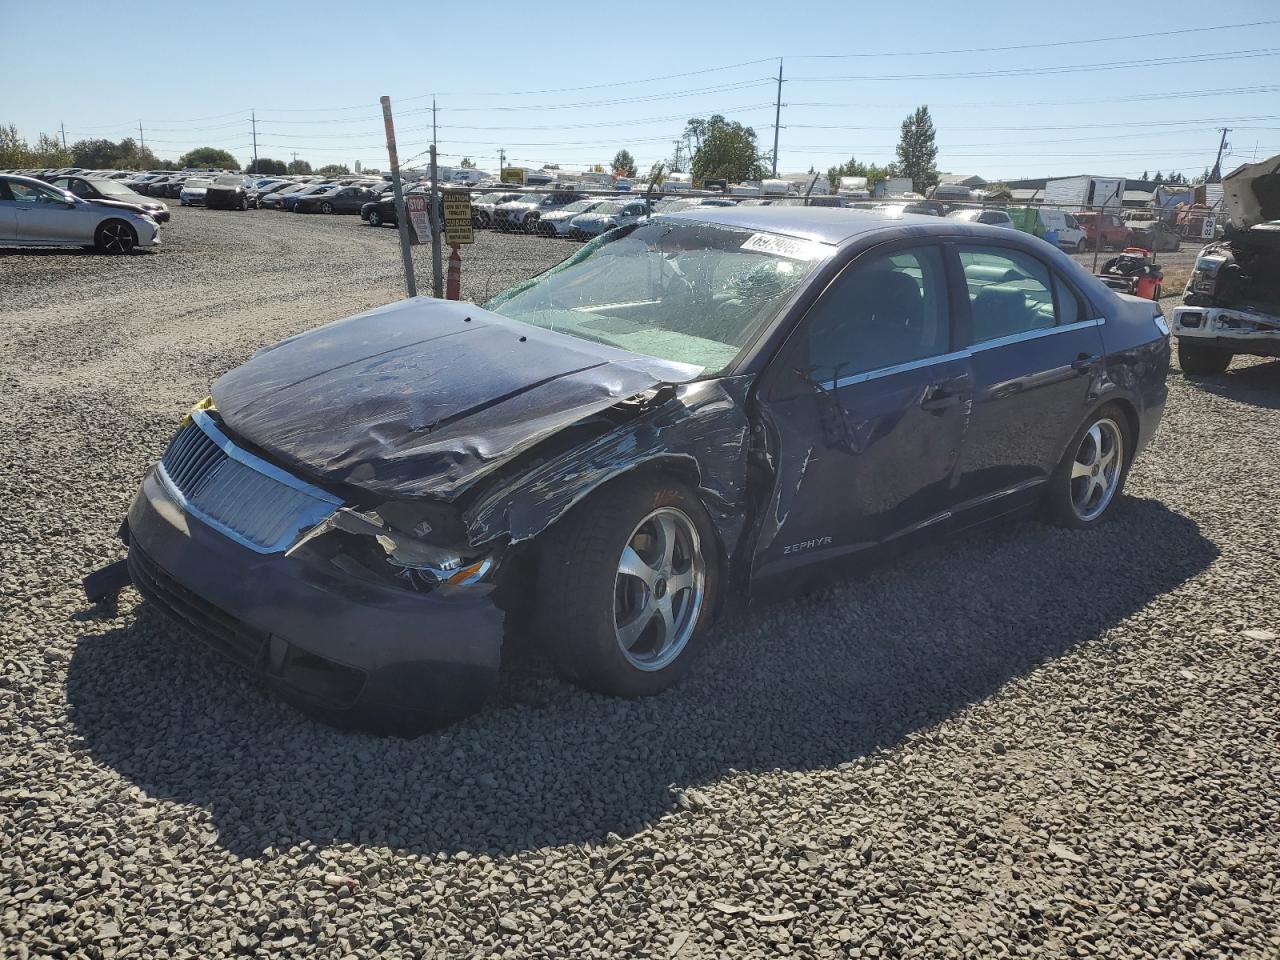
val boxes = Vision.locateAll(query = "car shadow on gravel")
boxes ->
[1183,359,1280,410]
[66,497,1215,860]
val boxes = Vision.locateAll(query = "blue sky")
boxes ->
[4,0,1279,180]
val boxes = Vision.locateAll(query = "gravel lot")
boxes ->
[2,208,1278,960]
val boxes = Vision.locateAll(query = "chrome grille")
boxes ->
[157,410,342,554]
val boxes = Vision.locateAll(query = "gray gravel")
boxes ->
[2,207,1279,959]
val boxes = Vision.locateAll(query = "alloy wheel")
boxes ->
[1070,418,1124,522]
[100,223,134,254]
[613,507,706,671]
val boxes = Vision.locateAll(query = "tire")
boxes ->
[474,210,490,228]
[1075,239,1087,253]
[1042,404,1131,530]
[523,213,540,234]
[1177,339,1233,375]
[368,210,383,227]
[537,475,719,698]
[320,201,334,214]
[94,220,137,255]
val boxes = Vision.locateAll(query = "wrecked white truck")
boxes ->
[1173,154,1280,373]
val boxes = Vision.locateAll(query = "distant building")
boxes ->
[936,172,988,188]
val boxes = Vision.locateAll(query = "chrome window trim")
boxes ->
[970,317,1105,353]
[823,318,1105,390]
[824,350,970,390]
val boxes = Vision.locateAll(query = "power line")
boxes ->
[788,48,1279,82]
[785,18,1280,59]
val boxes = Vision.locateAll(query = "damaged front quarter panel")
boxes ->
[461,375,757,576]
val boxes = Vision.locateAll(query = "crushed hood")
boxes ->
[212,297,701,500]
[1222,152,1280,229]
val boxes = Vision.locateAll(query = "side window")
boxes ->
[804,245,950,383]
[1053,275,1083,326]
[1065,214,1080,229]
[959,246,1056,342]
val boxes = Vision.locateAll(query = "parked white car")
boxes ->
[0,175,160,253]
[179,178,213,206]
[1035,209,1088,252]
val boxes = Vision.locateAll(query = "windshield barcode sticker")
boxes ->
[740,233,821,261]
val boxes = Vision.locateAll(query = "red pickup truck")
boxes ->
[1074,212,1132,251]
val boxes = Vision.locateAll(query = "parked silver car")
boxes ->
[0,175,160,253]
[568,198,651,239]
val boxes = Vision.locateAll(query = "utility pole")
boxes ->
[428,144,443,299]
[771,58,783,177]
[59,122,66,149]
[379,95,417,299]
[251,111,259,174]
[1210,127,1231,182]
[138,121,144,152]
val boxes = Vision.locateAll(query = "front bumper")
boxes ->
[125,466,503,731]
[1172,305,1280,357]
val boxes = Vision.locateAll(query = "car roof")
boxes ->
[661,204,963,244]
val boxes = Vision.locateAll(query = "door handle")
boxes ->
[920,376,970,412]
[1071,353,1101,374]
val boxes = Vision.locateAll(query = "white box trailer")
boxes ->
[837,175,870,198]
[1044,175,1126,210]
[760,179,791,196]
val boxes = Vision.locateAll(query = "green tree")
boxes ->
[690,116,766,184]
[1,124,29,167]
[287,159,312,175]
[34,133,72,168]
[316,163,350,176]
[460,157,476,168]
[611,149,637,178]
[177,147,239,170]
[69,136,160,170]
[683,118,709,151]
[245,157,287,175]
[825,155,898,193]
[895,105,939,195]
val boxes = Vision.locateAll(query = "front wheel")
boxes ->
[320,201,334,214]
[95,220,137,255]
[1075,239,1087,253]
[1042,406,1130,529]
[368,210,383,227]
[1178,340,1233,375]
[537,476,719,697]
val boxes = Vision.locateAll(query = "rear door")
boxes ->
[752,241,972,576]
[947,242,1105,516]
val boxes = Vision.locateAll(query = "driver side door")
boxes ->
[752,241,972,578]
[10,180,92,244]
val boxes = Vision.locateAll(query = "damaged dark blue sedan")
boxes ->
[102,207,1171,731]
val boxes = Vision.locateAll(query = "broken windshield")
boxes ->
[484,219,829,374]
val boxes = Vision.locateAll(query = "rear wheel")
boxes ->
[320,201,334,214]
[523,213,540,234]
[95,220,136,255]
[1043,405,1130,529]
[537,476,718,697]
[1178,340,1233,374]
[368,210,383,227]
